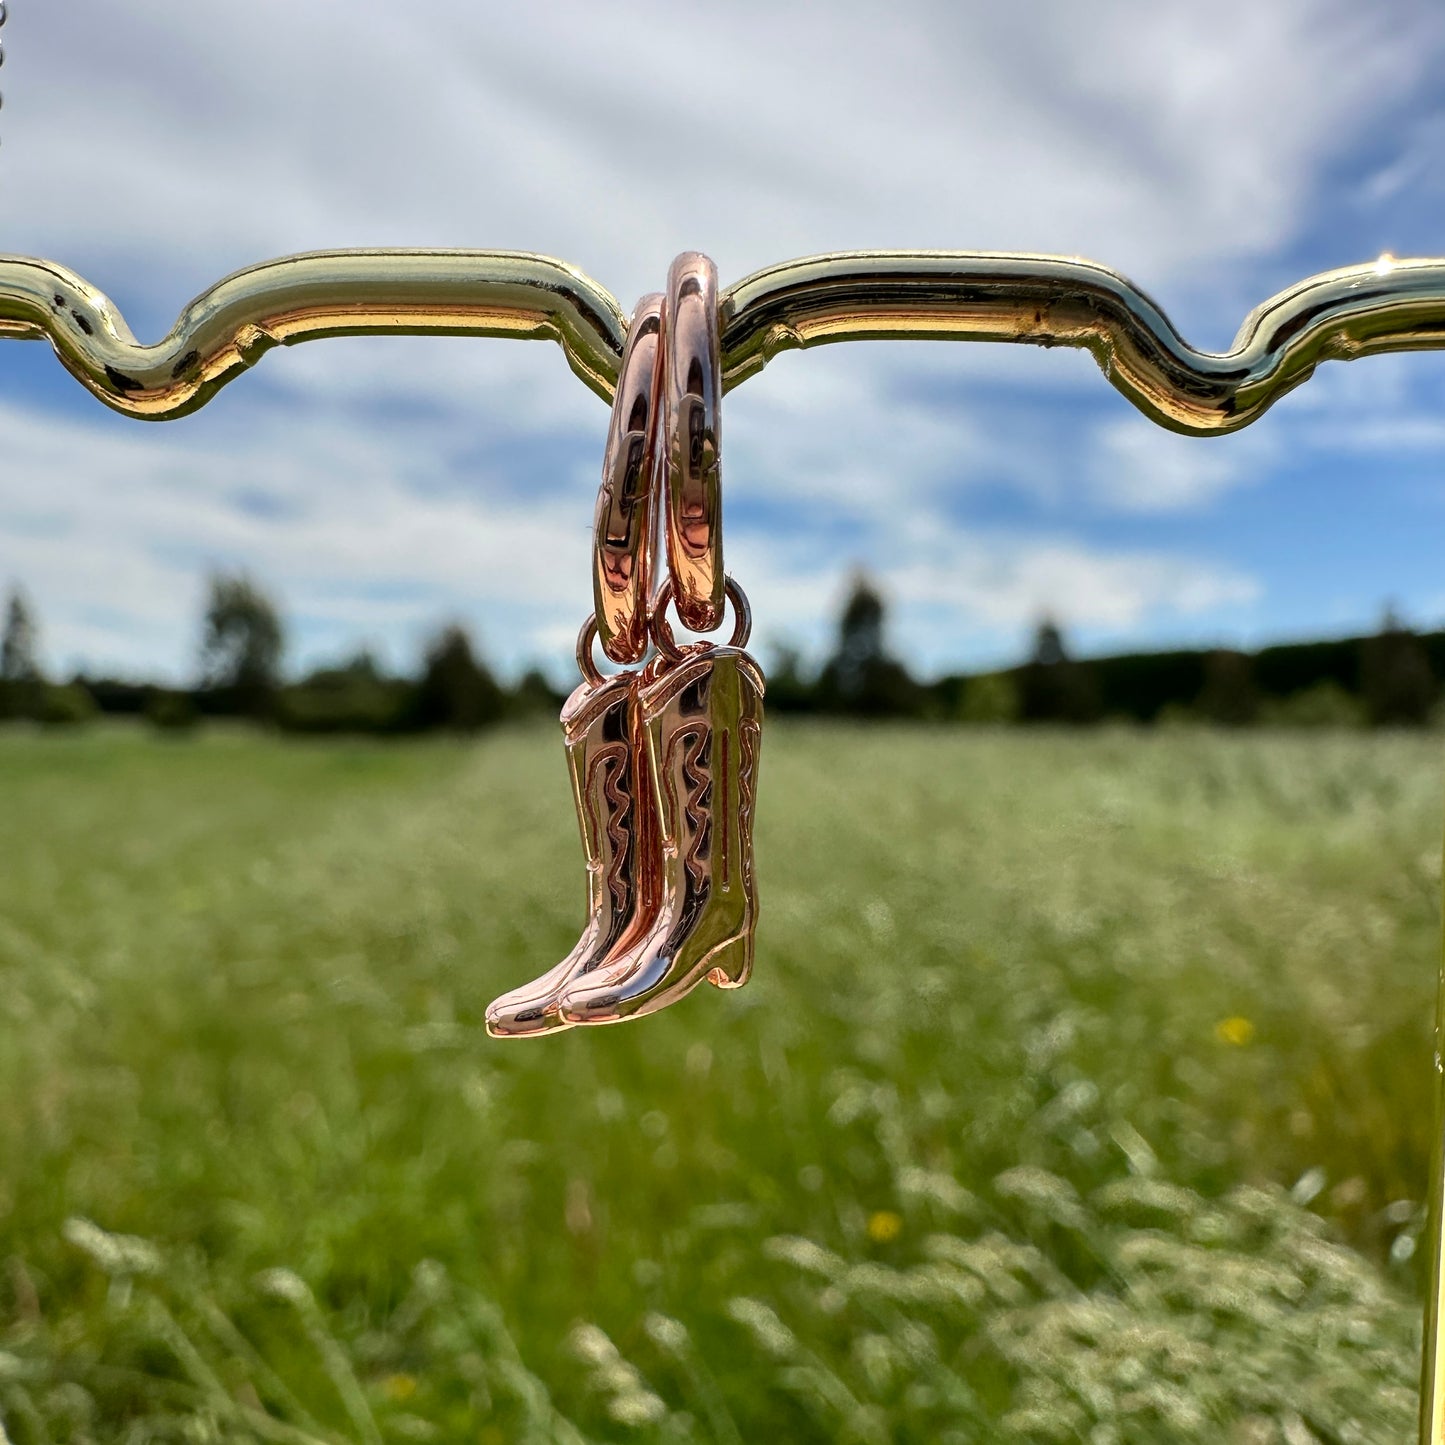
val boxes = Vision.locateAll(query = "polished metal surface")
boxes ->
[0,250,627,417]
[593,294,663,664]
[662,252,725,630]
[651,574,752,663]
[720,250,1445,434]
[485,638,764,1035]
[484,667,655,1038]
[9,248,1445,433]
[559,643,765,1025]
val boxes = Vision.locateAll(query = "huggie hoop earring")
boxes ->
[661,252,724,634]
[593,294,664,664]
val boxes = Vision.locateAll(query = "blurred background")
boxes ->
[4,2,1445,689]
[4,4,1445,1442]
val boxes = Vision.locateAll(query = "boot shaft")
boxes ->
[560,671,657,948]
[639,644,764,938]
[485,670,653,1038]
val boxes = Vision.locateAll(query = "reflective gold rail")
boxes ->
[0,250,629,415]
[7,248,1445,433]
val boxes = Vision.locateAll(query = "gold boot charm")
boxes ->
[559,579,763,1025]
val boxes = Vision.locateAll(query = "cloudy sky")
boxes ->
[4,2,1445,682]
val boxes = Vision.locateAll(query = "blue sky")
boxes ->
[3,2,1445,683]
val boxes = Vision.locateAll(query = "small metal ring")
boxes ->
[575,614,607,688]
[651,575,751,662]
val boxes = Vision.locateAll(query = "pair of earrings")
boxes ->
[485,255,765,1037]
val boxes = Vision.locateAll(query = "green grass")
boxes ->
[1,722,1442,1442]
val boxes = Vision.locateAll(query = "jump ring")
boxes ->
[651,575,751,663]
[575,614,607,688]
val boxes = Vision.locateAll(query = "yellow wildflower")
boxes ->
[867,1210,902,1243]
[1214,1016,1255,1047]
[383,1374,418,1402]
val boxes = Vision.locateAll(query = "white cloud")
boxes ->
[0,0,1439,678]
[10,1,1437,303]
[736,523,1259,674]
[1087,417,1272,513]
[0,380,1260,682]
[1259,351,1445,454]
[0,395,601,681]
[896,544,1258,631]
[715,348,1261,667]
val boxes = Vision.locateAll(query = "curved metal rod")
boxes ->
[0,250,628,417]
[720,251,1445,435]
[4,247,1445,433]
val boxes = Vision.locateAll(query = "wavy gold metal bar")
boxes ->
[721,250,1445,434]
[7,247,1445,433]
[0,250,628,416]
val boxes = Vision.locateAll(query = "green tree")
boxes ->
[1,588,44,720]
[508,666,563,719]
[409,624,505,732]
[815,572,923,717]
[39,681,97,727]
[764,640,816,714]
[1017,616,1100,724]
[276,651,412,735]
[200,573,285,716]
[1,588,40,682]
[1360,605,1436,727]
[145,688,200,733]
[1195,648,1259,726]
[1260,680,1364,729]
[957,672,1020,724]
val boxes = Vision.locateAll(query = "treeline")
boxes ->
[3,571,1444,733]
[0,575,562,734]
[767,578,1444,728]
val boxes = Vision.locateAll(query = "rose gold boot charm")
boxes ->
[485,253,765,1036]
[558,578,764,1025]
[483,621,658,1037]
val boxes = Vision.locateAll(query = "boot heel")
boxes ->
[706,935,752,989]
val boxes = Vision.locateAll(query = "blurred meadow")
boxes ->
[1,721,1442,1443]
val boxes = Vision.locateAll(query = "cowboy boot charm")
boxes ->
[558,580,763,1025]
[484,645,657,1037]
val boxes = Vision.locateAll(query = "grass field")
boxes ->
[1,722,1442,1442]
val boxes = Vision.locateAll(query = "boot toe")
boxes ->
[556,977,629,1025]
[557,951,695,1024]
[484,987,571,1038]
